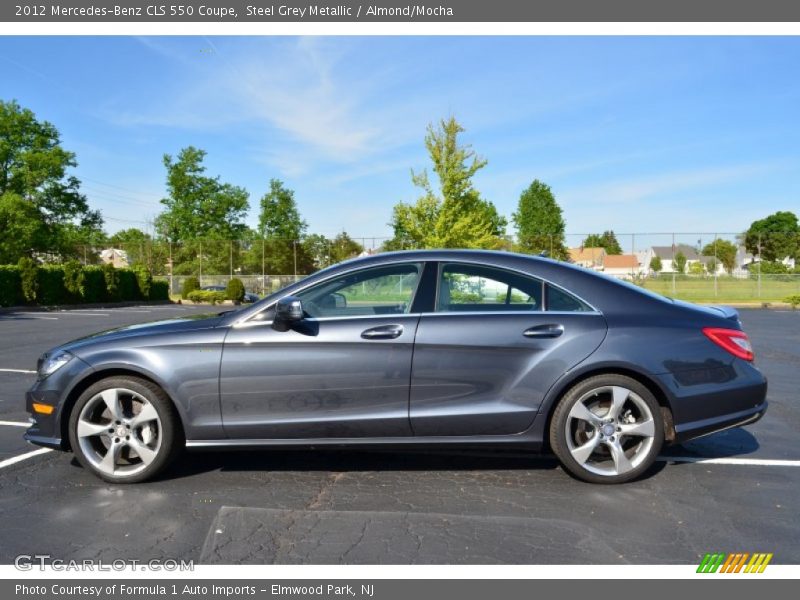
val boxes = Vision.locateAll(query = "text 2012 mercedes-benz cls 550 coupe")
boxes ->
[24,250,767,484]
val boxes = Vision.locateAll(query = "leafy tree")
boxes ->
[387,117,506,250]
[329,232,364,263]
[155,147,249,275]
[582,230,623,255]
[701,239,738,274]
[302,233,333,270]
[107,227,152,268]
[689,261,706,275]
[744,211,800,262]
[650,255,662,274]
[0,192,45,263]
[0,100,103,260]
[512,180,568,260]
[244,179,312,274]
[673,251,687,274]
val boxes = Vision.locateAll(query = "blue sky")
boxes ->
[1,36,799,248]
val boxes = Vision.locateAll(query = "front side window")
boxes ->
[296,263,422,318]
[437,264,543,312]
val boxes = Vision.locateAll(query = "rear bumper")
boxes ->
[658,359,768,444]
[673,401,767,443]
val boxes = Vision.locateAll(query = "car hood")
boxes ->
[53,313,226,355]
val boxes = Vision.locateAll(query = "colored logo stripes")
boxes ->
[697,552,773,573]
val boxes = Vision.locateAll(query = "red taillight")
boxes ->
[702,327,754,361]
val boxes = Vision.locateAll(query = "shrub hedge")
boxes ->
[0,262,171,307]
[0,266,22,307]
[187,290,226,305]
[181,276,200,299]
[226,277,245,303]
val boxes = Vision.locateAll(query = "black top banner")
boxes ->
[3,0,800,22]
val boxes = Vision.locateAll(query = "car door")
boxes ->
[219,262,423,439]
[409,262,608,437]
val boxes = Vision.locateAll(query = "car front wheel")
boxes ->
[549,374,664,484]
[68,376,182,483]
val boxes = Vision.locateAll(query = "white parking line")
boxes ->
[0,421,29,428]
[0,315,58,320]
[660,456,800,467]
[0,448,51,470]
[0,368,36,374]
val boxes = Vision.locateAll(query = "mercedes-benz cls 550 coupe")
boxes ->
[25,250,767,484]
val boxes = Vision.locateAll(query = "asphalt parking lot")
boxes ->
[0,306,798,564]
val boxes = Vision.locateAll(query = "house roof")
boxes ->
[603,254,639,269]
[568,247,605,263]
[651,244,701,260]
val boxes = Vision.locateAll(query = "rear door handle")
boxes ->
[523,324,564,339]
[361,324,404,340]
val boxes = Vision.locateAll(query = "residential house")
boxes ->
[602,254,643,279]
[99,248,129,268]
[568,247,605,270]
[650,244,704,274]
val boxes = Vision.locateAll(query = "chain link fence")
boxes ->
[39,232,800,302]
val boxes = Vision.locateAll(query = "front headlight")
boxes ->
[38,351,73,380]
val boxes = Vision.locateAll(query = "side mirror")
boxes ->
[273,296,304,331]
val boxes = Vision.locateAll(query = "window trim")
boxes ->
[435,261,545,313]
[239,261,426,325]
[433,260,600,315]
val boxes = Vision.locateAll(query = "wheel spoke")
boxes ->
[606,439,634,475]
[130,403,158,428]
[618,418,655,438]
[99,442,122,475]
[128,438,157,465]
[77,419,110,439]
[100,389,123,420]
[608,386,629,420]
[571,435,600,465]
[568,401,601,426]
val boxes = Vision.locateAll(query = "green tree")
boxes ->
[329,232,364,263]
[0,192,46,263]
[246,179,312,274]
[302,233,333,270]
[689,261,706,275]
[701,239,738,274]
[387,117,506,250]
[744,211,800,262]
[582,230,623,255]
[673,251,687,274]
[650,255,662,274]
[512,180,568,260]
[107,227,152,267]
[0,100,103,260]
[155,147,249,275]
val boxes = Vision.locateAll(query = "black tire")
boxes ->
[549,374,664,484]
[68,376,183,483]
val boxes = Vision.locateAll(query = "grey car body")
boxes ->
[25,250,767,482]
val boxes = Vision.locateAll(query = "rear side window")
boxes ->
[546,284,592,312]
[437,264,543,312]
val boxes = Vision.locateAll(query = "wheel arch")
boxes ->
[534,364,676,451]
[59,366,185,451]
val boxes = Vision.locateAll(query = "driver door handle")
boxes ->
[523,324,564,338]
[361,324,404,340]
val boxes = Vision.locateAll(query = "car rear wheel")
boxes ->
[549,374,664,484]
[68,376,182,483]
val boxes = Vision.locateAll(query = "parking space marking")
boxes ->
[0,368,36,374]
[0,447,51,470]
[661,456,800,467]
[0,314,58,320]
[0,421,29,428]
